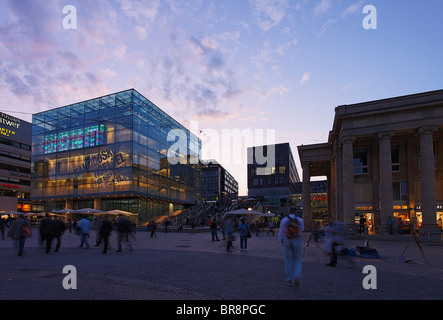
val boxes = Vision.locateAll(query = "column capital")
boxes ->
[377,131,395,141]
[340,135,356,145]
[418,126,438,136]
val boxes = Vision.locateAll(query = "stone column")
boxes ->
[418,126,440,235]
[330,158,337,221]
[94,197,102,211]
[342,136,356,231]
[302,163,312,231]
[377,131,394,234]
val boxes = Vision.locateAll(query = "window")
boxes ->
[279,166,286,174]
[354,149,368,174]
[393,181,407,201]
[391,146,400,172]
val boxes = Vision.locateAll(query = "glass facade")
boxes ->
[31,89,201,221]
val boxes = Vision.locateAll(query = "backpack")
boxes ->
[22,225,32,238]
[286,217,300,239]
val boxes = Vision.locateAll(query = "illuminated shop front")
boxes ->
[31,89,201,223]
[0,112,33,212]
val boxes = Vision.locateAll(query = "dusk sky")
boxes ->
[1,0,442,196]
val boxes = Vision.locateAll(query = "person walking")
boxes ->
[7,214,32,256]
[278,206,304,287]
[67,219,73,233]
[150,220,157,238]
[77,215,91,249]
[39,214,67,253]
[237,218,250,251]
[0,217,6,240]
[224,217,235,252]
[386,216,394,235]
[324,220,344,267]
[98,216,113,254]
[267,221,275,236]
[210,219,220,241]
[397,217,404,235]
[116,216,133,253]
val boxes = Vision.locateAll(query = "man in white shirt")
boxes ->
[278,206,305,287]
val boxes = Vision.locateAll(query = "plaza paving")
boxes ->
[0,227,442,301]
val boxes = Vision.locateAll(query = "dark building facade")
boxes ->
[0,112,33,212]
[31,89,201,223]
[201,160,238,206]
[247,142,300,201]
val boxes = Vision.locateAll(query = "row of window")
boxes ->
[0,137,31,151]
[353,144,437,174]
[250,166,286,176]
[252,176,285,186]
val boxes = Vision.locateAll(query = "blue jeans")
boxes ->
[240,235,247,249]
[80,233,90,248]
[282,237,302,282]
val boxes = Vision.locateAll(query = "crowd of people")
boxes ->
[1,214,137,256]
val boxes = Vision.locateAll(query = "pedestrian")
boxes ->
[237,218,250,251]
[73,219,78,233]
[98,216,113,254]
[324,220,344,267]
[224,217,235,252]
[386,216,394,235]
[116,216,133,253]
[220,219,225,240]
[39,214,67,253]
[255,222,261,237]
[7,214,32,256]
[397,217,404,235]
[267,221,275,236]
[278,206,304,287]
[359,214,366,235]
[0,217,6,240]
[77,215,91,249]
[94,218,103,246]
[150,220,157,238]
[210,219,220,241]
[190,219,196,234]
[67,218,72,233]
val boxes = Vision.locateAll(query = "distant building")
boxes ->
[298,89,443,234]
[292,180,328,223]
[247,142,300,209]
[201,160,238,206]
[0,111,33,212]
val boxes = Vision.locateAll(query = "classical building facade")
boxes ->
[298,90,443,235]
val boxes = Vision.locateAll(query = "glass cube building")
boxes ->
[31,89,201,223]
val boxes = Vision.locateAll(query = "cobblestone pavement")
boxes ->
[0,228,442,301]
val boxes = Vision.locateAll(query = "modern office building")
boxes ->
[247,142,300,205]
[200,159,238,206]
[0,112,34,212]
[31,89,201,223]
[298,89,443,234]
